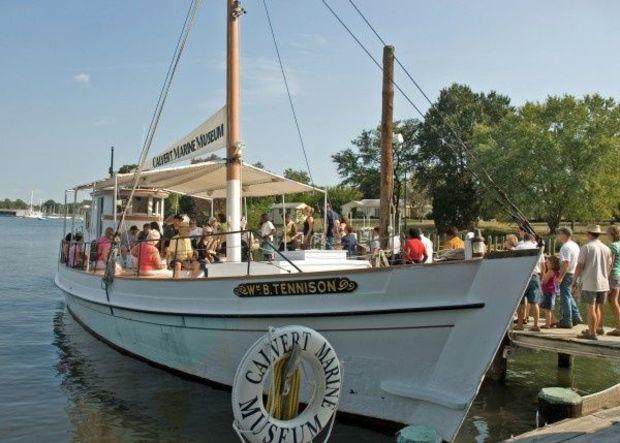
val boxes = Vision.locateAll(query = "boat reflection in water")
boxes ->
[52,306,392,442]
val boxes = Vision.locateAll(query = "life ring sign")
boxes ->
[232,326,342,443]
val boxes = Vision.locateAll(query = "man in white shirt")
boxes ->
[420,230,434,264]
[574,225,613,339]
[514,233,543,331]
[556,227,583,328]
[260,213,276,261]
[188,219,203,238]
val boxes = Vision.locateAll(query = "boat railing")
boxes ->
[59,229,303,277]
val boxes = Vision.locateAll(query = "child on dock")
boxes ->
[541,255,560,328]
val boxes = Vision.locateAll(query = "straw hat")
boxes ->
[147,230,161,241]
[586,224,603,235]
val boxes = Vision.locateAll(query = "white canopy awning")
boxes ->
[73,161,323,198]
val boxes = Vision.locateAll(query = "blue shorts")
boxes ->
[540,292,555,310]
[522,274,542,304]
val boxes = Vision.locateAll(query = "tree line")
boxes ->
[331,83,620,233]
[125,85,620,233]
[0,198,88,213]
[17,84,616,234]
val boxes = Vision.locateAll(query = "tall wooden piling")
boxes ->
[379,45,394,250]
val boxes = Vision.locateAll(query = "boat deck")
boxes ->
[510,325,620,360]
[506,405,620,442]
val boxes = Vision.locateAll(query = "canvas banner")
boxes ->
[145,105,226,169]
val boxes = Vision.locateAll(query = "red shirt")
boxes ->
[134,243,162,272]
[96,236,111,261]
[404,238,426,263]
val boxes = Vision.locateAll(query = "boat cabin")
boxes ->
[87,188,168,240]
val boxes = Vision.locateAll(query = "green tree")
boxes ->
[283,168,310,184]
[179,195,196,217]
[118,164,138,174]
[332,119,422,222]
[165,193,179,217]
[13,199,28,209]
[416,83,514,231]
[325,186,362,214]
[42,199,57,211]
[476,94,620,232]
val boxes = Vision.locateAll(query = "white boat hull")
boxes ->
[55,251,539,441]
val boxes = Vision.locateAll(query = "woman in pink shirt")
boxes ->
[95,227,114,269]
[132,231,167,276]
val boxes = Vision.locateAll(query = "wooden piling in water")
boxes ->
[558,353,573,369]
[538,387,583,425]
[487,335,510,382]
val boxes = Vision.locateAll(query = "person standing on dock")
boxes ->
[556,228,584,329]
[606,225,620,336]
[573,225,613,340]
[514,233,543,331]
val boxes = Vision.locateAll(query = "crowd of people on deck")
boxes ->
[511,225,620,340]
[60,204,620,335]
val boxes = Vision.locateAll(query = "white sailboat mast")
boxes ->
[226,0,243,262]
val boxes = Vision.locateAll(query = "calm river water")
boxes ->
[1,217,618,442]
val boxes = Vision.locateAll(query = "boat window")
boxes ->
[131,197,148,214]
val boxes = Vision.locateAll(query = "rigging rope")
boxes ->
[321,0,536,235]
[115,0,202,235]
[261,0,317,190]
[346,0,534,232]
[103,0,202,288]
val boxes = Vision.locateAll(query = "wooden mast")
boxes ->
[226,0,243,262]
[379,45,395,250]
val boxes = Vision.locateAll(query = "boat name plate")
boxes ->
[233,277,357,297]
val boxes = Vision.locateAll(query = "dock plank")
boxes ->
[505,405,620,442]
[510,325,620,360]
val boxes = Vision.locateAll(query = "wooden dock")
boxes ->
[506,405,620,442]
[510,325,620,360]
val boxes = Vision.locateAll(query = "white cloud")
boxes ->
[242,56,302,104]
[94,118,114,127]
[290,33,327,49]
[73,72,91,86]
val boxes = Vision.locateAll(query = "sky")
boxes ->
[1,0,619,203]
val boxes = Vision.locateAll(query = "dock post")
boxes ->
[557,353,573,369]
[537,387,583,425]
[487,335,509,382]
[396,425,441,443]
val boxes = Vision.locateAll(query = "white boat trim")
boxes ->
[380,380,469,411]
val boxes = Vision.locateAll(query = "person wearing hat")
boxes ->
[131,230,169,276]
[556,227,584,328]
[573,224,613,340]
[166,220,200,278]
[204,216,219,234]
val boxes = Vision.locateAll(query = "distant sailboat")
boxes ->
[23,191,43,219]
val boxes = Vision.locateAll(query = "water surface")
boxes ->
[0,217,617,442]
